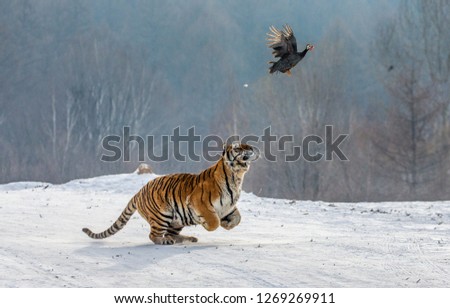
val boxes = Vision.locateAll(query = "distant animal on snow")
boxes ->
[267,24,314,76]
[136,163,152,175]
[83,142,258,245]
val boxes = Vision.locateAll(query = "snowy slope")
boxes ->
[0,173,449,287]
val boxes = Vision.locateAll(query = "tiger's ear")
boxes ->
[231,140,240,149]
[222,143,226,156]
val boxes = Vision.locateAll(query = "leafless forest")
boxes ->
[1,0,449,201]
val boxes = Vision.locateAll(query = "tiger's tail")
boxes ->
[82,199,137,239]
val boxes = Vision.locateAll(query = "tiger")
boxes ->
[82,142,258,245]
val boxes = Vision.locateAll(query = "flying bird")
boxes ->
[267,24,314,76]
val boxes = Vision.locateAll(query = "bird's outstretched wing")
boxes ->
[267,24,297,58]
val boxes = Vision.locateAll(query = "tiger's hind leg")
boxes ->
[148,225,197,245]
[169,234,198,243]
[167,227,198,243]
[149,230,175,245]
[149,222,176,245]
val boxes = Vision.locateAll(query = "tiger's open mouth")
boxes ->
[226,142,259,168]
[237,150,258,167]
[242,151,257,162]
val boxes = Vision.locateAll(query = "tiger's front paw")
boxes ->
[221,208,241,230]
[201,219,220,231]
[220,219,239,230]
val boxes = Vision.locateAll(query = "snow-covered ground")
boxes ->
[0,173,448,287]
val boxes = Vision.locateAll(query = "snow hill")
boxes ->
[0,173,448,287]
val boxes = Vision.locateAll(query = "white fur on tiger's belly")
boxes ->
[213,195,239,219]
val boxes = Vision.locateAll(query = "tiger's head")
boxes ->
[223,141,259,171]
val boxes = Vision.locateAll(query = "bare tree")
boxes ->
[370,0,448,199]
[370,67,441,198]
[46,33,175,180]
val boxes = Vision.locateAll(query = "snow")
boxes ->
[0,173,449,287]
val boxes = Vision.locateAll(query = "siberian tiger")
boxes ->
[82,142,258,245]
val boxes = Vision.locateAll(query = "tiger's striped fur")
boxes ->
[82,142,258,245]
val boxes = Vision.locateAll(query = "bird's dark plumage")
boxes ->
[267,24,313,75]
